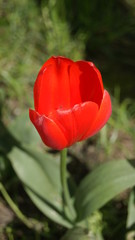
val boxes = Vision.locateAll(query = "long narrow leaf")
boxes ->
[75,159,135,221]
[9,147,73,228]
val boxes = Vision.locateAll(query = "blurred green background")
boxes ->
[0,0,135,239]
[0,0,135,118]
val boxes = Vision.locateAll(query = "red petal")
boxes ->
[69,61,104,107]
[50,101,99,146]
[29,109,68,150]
[72,101,99,142]
[34,56,73,115]
[81,90,112,140]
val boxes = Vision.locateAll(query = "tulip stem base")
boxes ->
[60,148,75,221]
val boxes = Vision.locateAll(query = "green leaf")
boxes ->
[8,147,73,228]
[61,227,90,240]
[0,120,18,153]
[75,159,135,221]
[127,188,135,229]
[9,111,41,147]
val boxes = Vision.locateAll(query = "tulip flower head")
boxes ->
[29,56,112,150]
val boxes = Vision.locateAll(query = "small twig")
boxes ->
[0,182,44,232]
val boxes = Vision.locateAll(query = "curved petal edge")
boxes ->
[29,109,68,150]
[82,90,112,140]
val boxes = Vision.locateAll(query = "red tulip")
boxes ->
[29,56,112,150]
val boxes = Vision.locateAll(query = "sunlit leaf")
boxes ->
[75,159,135,221]
[8,147,73,228]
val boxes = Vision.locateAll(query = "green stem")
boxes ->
[0,182,43,231]
[60,148,75,221]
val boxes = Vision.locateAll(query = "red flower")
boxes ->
[29,56,112,150]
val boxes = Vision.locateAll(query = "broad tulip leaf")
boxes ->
[9,147,73,228]
[0,120,18,153]
[9,111,40,147]
[75,159,135,221]
[61,227,90,240]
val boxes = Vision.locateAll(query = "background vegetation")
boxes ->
[0,0,135,239]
